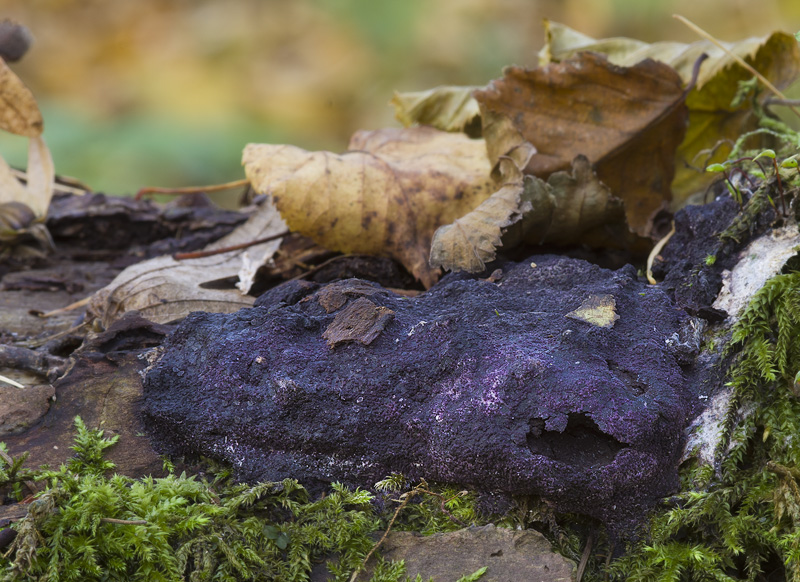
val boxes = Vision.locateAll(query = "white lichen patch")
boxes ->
[713,223,800,321]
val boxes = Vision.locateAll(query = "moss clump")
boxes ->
[1,417,381,581]
[1,420,492,582]
[607,271,800,581]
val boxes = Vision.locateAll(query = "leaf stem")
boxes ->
[172,230,289,260]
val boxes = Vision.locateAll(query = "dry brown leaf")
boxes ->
[475,52,688,237]
[87,199,287,328]
[0,56,42,137]
[391,86,482,135]
[539,22,800,204]
[430,155,625,273]
[243,126,495,287]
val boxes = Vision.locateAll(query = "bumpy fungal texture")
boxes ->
[142,255,697,533]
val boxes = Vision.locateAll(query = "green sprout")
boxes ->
[706,162,743,208]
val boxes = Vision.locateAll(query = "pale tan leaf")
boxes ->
[87,199,287,328]
[243,126,494,287]
[0,56,42,137]
[566,294,619,328]
[0,152,31,207]
[25,136,54,216]
[391,86,482,134]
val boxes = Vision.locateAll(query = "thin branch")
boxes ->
[136,178,250,200]
[646,221,676,285]
[172,230,289,260]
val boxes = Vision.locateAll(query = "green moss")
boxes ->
[1,421,492,582]
[605,271,800,581]
[1,418,380,581]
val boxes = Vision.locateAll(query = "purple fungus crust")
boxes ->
[141,254,696,533]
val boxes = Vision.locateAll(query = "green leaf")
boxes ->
[456,566,488,582]
[753,149,776,161]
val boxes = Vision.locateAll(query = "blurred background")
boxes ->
[1,0,799,198]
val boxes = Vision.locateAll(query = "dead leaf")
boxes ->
[0,135,54,219]
[322,297,395,348]
[243,126,495,288]
[475,52,688,237]
[87,198,287,328]
[391,86,482,135]
[566,294,619,328]
[430,155,626,273]
[539,21,800,205]
[0,56,42,137]
[24,136,55,217]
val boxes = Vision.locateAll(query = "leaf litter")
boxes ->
[49,18,800,315]
[86,198,287,328]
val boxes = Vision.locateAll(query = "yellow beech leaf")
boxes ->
[566,294,619,328]
[243,126,494,288]
[391,86,482,135]
[539,21,800,206]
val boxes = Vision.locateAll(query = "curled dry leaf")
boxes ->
[243,126,494,288]
[540,21,800,204]
[87,199,287,328]
[0,56,42,137]
[430,155,625,273]
[0,51,54,220]
[475,52,688,238]
[391,86,482,135]
[0,136,54,219]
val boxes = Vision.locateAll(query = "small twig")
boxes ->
[0,374,24,389]
[576,531,594,582]
[350,481,468,582]
[0,344,67,378]
[99,517,148,525]
[646,221,676,285]
[172,230,290,260]
[768,157,788,216]
[350,489,420,582]
[686,52,708,94]
[14,322,89,349]
[11,168,92,197]
[35,296,92,318]
[673,14,800,120]
[763,97,800,108]
[603,542,614,581]
[136,178,250,201]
